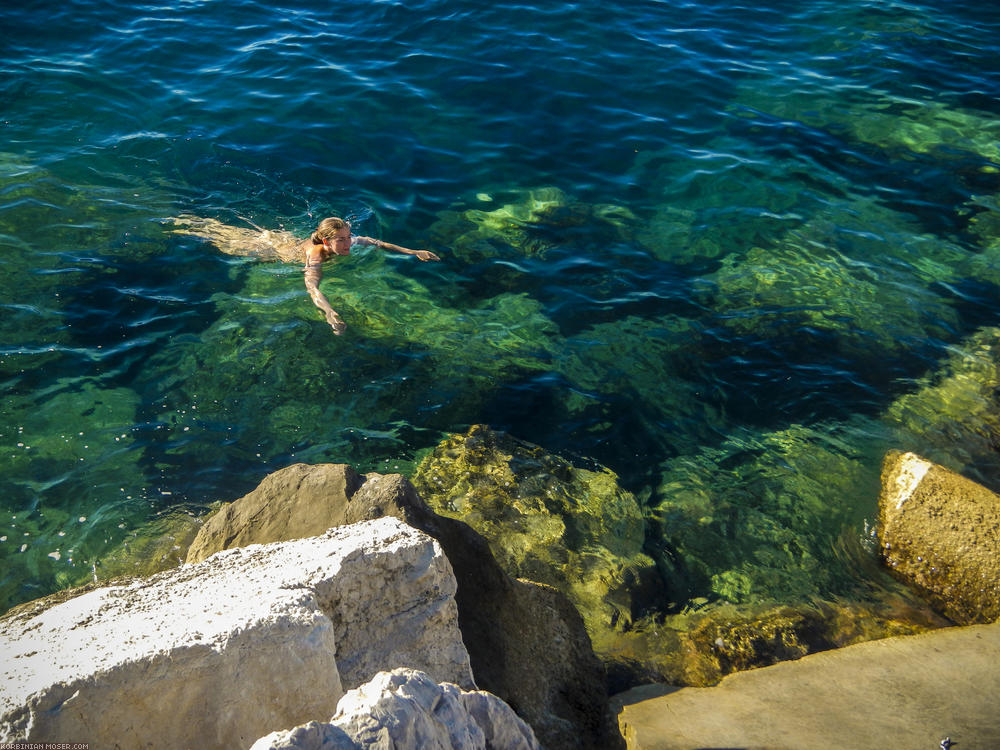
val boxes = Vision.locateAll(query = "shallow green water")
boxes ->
[1,0,999,619]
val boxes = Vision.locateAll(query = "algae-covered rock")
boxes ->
[427,186,636,267]
[958,193,1000,286]
[94,508,206,581]
[0,382,148,611]
[631,142,806,265]
[410,425,661,644]
[554,315,727,461]
[882,326,1000,488]
[650,422,880,606]
[878,451,1000,625]
[966,193,1000,253]
[708,226,958,355]
[135,255,559,473]
[601,597,948,690]
[731,85,1000,166]
[849,96,1000,164]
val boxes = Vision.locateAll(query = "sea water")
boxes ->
[1,0,999,616]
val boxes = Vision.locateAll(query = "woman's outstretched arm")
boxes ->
[356,235,440,262]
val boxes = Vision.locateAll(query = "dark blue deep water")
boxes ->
[2,0,999,616]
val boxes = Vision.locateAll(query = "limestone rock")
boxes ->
[878,450,1000,624]
[0,517,472,747]
[613,620,1000,750]
[185,463,365,564]
[186,462,621,750]
[410,425,661,648]
[251,668,540,750]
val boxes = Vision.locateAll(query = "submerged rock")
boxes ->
[650,422,878,606]
[599,596,948,691]
[708,220,959,356]
[95,507,205,580]
[427,186,636,265]
[631,147,803,266]
[411,425,662,647]
[0,381,147,611]
[553,314,726,461]
[878,451,1000,625]
[251,668,539,750]
[134,254,559,474]
[731,82,1000,165]
[882,326,1000,489]
[185,462,621,750]
[0,517,470,748]
[960,193,1000,286]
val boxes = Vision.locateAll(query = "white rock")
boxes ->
[0,517,473,749]
[251,668,540,750]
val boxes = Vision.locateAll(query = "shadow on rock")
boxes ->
[185,462,624,750]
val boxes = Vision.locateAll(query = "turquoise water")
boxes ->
[1,0,999,614]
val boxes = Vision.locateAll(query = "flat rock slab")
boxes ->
[0,517,472,749]
[614,621,1000,750]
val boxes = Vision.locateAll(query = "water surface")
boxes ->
[1,0,999,616]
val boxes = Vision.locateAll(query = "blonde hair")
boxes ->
[311,216,349,244]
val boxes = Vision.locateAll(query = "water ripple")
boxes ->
[1,0,999,615]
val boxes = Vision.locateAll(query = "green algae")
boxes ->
[881,326,1000,487]
[731,85,1000,167]
[710,245,955,354]
[630,145,809,266]
[957,193,1000,286]
[0,381,151,610]
[850,97,1000,165]
[135,247,561,473]
[706,198,962,355]
[427,186,636,266]
[404,421,950,690]
[650,422,881,606]
[411,425,660,645]
[94,507,206,581]
[601,597,949,690]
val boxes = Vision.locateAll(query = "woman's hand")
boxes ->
[326,310,347,335]
[413,249,440,261]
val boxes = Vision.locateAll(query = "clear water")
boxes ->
[1,0,999,615]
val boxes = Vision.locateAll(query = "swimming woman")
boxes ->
[168,214,439,335]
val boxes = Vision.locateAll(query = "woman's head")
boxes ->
[312,216,349,242]
[312,216,352,255]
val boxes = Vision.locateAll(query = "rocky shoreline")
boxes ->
[2,431,999,748]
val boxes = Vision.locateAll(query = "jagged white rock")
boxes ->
[250,668,540,750]
[0,517,473,749]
